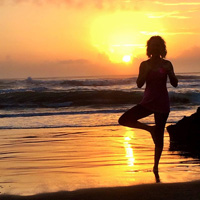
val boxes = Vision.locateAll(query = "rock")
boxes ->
[167,107,200,156]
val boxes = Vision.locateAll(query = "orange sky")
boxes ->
[0,0,200,78]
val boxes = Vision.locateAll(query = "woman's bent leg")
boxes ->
[153,112,169,172]
[118,105,153,132]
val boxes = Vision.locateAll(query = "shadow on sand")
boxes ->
[1,181,200,200]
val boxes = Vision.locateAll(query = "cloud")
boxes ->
[6,0,147,10]
[145,7,200,19]
[4,0,200,12]
[171,46,200,72]
[58,59,90,65]
[141,31,198,36]
[0,0,5,5]
[154,1,200,6]
[178,46,200,59]
[146,11,191,19]
[0,58,96,78]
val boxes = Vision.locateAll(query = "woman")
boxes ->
[118,36,178,173]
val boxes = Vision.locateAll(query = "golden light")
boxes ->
[122,55,131,63]
[90,11,164,63]
[124,128,135,167]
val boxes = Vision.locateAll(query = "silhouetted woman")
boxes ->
[118,36,178,173]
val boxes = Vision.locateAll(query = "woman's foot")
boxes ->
[153,166,160,183]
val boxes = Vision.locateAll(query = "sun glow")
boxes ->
[123,55,131,63]
[90,11,164,63]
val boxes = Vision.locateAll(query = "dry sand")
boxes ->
[1,181,200,200]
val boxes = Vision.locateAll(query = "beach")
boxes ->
[0,74,199,197]
[1,125,200,197]
[2,181,200,200]
[2,0,200,198]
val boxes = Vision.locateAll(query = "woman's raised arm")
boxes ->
[165,61,178,87]
[136,62,150,88]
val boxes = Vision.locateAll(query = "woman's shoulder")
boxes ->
[162,59,174,72]
[140,59,150,66]
[139,60,151,72]
[162,59,172,65]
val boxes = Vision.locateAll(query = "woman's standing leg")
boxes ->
[153,112,169,172]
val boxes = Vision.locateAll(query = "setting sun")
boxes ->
[122,55,131,63]
[1,0,200,198]
[90,11,164,64]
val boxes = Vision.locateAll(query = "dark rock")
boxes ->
[167,107,200,156]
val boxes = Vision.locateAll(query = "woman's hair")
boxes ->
[146,36,167,58]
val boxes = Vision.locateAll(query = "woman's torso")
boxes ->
[140,59,170,113]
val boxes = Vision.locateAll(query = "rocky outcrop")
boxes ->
[167,107,200,156]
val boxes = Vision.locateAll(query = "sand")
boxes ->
[1,126,200,197]
[1,181,200,200]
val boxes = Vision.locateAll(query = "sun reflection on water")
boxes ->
[124,128,135,167]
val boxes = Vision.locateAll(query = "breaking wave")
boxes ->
[0,89,199,109]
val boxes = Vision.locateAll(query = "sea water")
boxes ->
[0,73,200,195]
[0,73,199,129]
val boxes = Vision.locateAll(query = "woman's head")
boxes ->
[146,36,167,58]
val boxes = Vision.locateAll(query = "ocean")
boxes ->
[0,73,199,129]
[0,73,200,195]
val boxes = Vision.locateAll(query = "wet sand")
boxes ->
[1,126,200,196]
[1,181,200,200]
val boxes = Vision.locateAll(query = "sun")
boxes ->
[122,55,131,63]
[90,11,164,64]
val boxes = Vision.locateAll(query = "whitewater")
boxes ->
[0,73,199,129]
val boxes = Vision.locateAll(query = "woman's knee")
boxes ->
[118,115,126,126]
[118,114,136,126]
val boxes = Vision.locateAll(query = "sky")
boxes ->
[0,0,200,78]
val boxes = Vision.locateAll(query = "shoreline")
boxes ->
[1,125,200,196]
[1,181,200,200]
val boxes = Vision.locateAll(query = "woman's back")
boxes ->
[140,59,170,113]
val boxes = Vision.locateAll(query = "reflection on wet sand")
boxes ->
[123,128,160,183]
[1,126,200,195]
[124,128,135,167]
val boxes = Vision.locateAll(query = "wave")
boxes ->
[0,87,48,94]
[24,76,136,86]
[177,75,200,80]
[2,74,199,89]
[0,121,179,130]
[0,109,124,118]
[0,124,119,130]
[0,89,199,109]
[0,77,136,89]
[0,90,143,108]
[0,74,199,89]
[59,78,135,87]
[169,91,200,104]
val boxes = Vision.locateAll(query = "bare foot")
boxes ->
[153,167,160,183]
